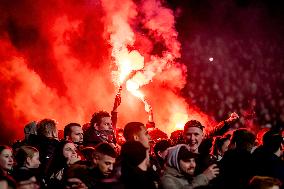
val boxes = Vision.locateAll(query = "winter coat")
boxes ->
[161,166,209,189]
[161,144,209,189]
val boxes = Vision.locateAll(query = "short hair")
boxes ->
[15,146,38,167]
[81,146,96,162]
[249,176,282,189]
[64,123,81,138]
[36,119,57,137]
[231,129,255,149]
[262,131,283,153]
[90,111,110,128]
[121,141,147,167]
[184,120,205,132]
[154,139,171,157]
[123,122,145,141]
[94,142,117,158]
[24,121,37,135]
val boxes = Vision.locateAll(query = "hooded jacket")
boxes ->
[161,144,209,189]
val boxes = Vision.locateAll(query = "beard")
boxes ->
[181,167,195,178]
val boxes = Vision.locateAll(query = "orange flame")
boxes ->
[171,112,189,130]
[116,50,144,85]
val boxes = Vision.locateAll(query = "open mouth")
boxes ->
[7,164,13,167]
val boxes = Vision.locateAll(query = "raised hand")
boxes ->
[148,105,153,122]
[113,86,122,112]
[202,164,220,181]
[226,112,239,124]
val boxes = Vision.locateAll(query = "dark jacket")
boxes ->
[121,164,157,189]
[33,136,59,179]
[195,121,230,174]
[252,146,284,182]
[162,166,209,189]
[218,148,253,189]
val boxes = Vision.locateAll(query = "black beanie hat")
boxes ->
[178,145,199,162]
[121,141,147,167]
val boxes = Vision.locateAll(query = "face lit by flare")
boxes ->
[183,127,204,153]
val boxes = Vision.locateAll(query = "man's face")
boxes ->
[69,126,83,144]
[179,158,196,176]
[95,154,116,177]
[136,126,151,149]
[184,127,204,152]
[98,117,112,131]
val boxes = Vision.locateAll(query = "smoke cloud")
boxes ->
[0,0,215,144]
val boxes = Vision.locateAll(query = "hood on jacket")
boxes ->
[166,144,198,173]
[167,144,188,172]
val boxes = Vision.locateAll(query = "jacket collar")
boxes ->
[164,166,185,178]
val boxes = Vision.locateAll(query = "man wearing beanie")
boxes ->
[161,144,219,189]
[120,141,157,189]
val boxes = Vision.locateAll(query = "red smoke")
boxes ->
[0,0,215,143]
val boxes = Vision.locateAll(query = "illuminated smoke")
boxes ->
[0,0,215,143]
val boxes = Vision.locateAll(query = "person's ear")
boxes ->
[93,154,99,164]
[94,123,99,130]
[26,157,32,166]
[133,135,139,141]
[157,151,163,158]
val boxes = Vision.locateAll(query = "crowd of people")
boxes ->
[0,94,283,189]
[183,36,284,130]
[1,33,284,189]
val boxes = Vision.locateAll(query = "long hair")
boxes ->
[46,140,72,177]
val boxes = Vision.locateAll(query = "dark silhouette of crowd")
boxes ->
[0,89,283,189]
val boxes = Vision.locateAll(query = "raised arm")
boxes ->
[111,86,122,130]
[207,112,239,138]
